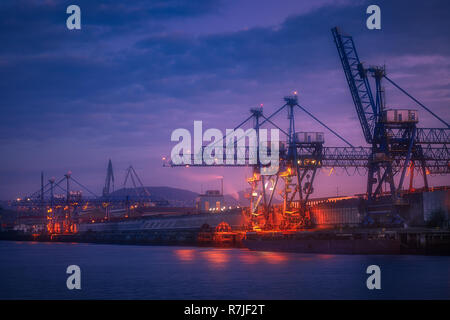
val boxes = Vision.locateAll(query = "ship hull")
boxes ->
[61,210,248,246]
[243,238,402,255]
[77,210,246,233]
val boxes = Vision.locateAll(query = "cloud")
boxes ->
[0,0,449,198]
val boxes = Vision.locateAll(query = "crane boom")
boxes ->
[102,159,115,197]
[331,27,377,144]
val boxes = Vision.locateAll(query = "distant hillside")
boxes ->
[109,186,252,207]
[109,186,198,207]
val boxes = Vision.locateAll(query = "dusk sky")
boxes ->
[0,0,449,200]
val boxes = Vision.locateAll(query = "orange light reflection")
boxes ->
[174,249,196,262]
[259,251,289,264]
[317,254,335,260]
[201,249,230,268]
[238,252,260,264]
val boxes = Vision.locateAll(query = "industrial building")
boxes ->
[196,190,224,213]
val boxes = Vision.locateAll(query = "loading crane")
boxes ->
[166,28,449,229]
[166,92,448,229]
[14,161,159,233]
[13,171,99,233]
[102,159,115,197]
[331,27,450,224]
[166,93,358,230]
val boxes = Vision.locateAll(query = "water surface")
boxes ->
[0,241,448,299]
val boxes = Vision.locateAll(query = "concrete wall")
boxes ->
[309,199,362,227]
[309,190,449,228]
[422,189,450,224]
[401,192,425,226]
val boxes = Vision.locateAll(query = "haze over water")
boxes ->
[0,241,448,299]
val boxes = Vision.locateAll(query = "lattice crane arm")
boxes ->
[331,27,377,144]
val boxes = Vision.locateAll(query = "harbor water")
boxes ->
[0,241,449,299]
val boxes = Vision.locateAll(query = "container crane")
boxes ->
[332,27,450,224]
[166,93,356,230]
[166,28,449,229]
[102,159,115,197]
[166,92,449,229]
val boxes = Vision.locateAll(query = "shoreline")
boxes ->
[1,228,449,256]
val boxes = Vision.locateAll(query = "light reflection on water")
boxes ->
[259,251,289,264]
[238,251,259,264]
[174,249,196,262]
[200,249,230,267]
[1,241,449,299]
[174,248,292,266]
[317,254,335,260]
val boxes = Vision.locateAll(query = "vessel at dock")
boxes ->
[243,229,450,255]
[77,210,246,233]
[52,208,248,246]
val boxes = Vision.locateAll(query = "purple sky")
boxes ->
[0,0,449,199]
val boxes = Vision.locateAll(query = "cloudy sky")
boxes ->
[0,0,449,199]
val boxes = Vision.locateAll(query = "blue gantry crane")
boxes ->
[166,28,449,229]
[166,89,449,229]
[332,27,450,224]
[166,94,358,229]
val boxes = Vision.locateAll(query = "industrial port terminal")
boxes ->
[1,28,449,255]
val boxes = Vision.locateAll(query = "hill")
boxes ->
[109,186,251,207]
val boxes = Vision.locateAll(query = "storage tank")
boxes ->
[383,109,418,123]
[295,132,324,143]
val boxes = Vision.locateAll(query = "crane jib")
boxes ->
[331,27,377,144]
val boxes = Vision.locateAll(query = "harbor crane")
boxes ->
[102,159,115,197]
[331,27,449,223]
[167,29,449,229]
[14,161,158,234]
[167,94,361,230]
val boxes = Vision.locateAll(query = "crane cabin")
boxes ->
[295,132,325,144]
[382,109,419,124]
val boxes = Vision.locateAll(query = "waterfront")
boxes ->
[0,241,449,300]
